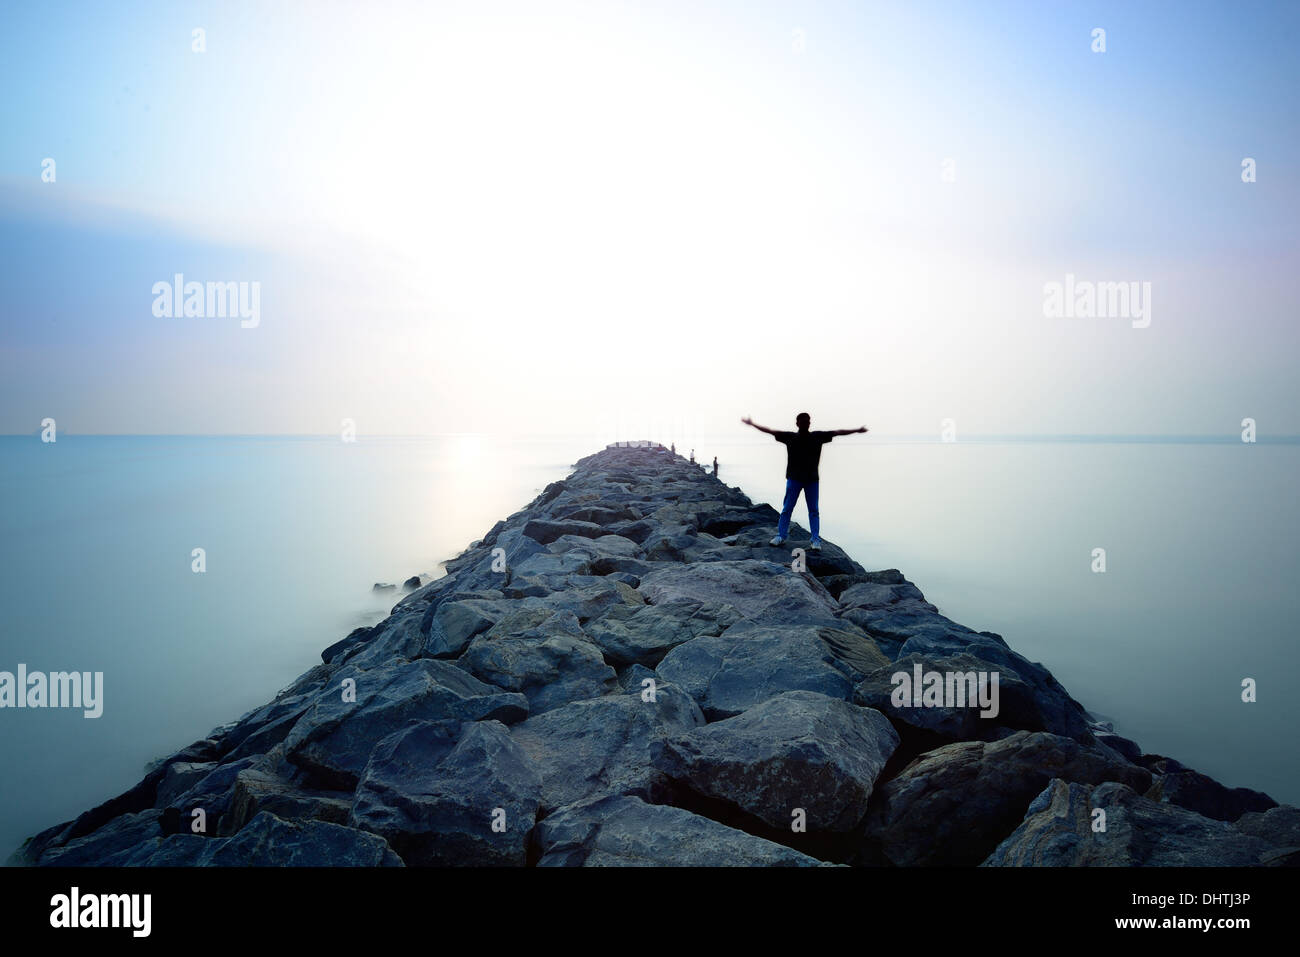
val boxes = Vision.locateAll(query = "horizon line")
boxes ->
[4,432,1297,444]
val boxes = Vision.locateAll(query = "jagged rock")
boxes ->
[425,599,502,657]
[1144,762,1277,822]
[155,761,218,808]
[535,795,824,866]
[863,731,1153,866]
[323,626,374,664]
[350,720,542,865]
[983,779,1288,867]
[160,756,260,832]
[1234,805,1300,864]
[653,691,898,833]
[40,810,165,866]
[582,598,741,667]
[510,683,704,812]
[224,766,352,834]
[657,621,855,719]
[854,650,1084,743]
[876,631,1093,742]
[21,443,1283,869]
[522,518,606,545]
[126,812,403,866]
[1094,731,1141,763]
[283,658,529,788]
[638,560,839,623]
[458,618,618,715]
[345,611,427,669]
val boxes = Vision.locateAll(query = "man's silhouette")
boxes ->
[742,413,868,551]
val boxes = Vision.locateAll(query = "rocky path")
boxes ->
[13,444,1297,866]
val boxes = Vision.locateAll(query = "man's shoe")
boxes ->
[769,535,786,547]
[809,539,823,552]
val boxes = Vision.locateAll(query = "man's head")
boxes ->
[795,412,811,431]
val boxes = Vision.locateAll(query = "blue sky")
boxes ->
[2,0,1297,436]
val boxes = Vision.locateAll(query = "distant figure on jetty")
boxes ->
[670,442,676,455]
[742,412,868,551]
[712,456,719,477]
[690,449,695,464]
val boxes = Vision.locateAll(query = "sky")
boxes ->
[1,0,1297,438]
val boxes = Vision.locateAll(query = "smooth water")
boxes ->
[1,434,1297,858]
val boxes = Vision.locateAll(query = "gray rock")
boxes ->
[522,518,606,545]
[350,720,542,865]
[426,599,502,657]
[40,810,164,866]
[344,611,426,669]
[510,684,704,812]
[1143,761,1277,822]
[654,691,898,833]
[167,811,404,866]
[863,731,1153,866]
[155,761,218,808]
[283,658,528,788]
[536,795,825,866]
[458,622,618,715]
[983,779,1284,867]
[223,766,352,835]
[657,621,855,719]
[854,651,1076,743]
[639,560,838,623]
[583,598,741,667]
[1234,805,1300,864]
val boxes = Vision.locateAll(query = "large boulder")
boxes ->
[656,621,856,719]
[653,691,899,834]
[854,651,1079,743]
[983,779,1289,867]
[350,720,542,866]
[638,560,839,623]
[1141,757,1277,822]
[283,658,529,788]
[425,599,503,658]
[457,616,618,715]
[509,682,704,813]
[223,765,352,835]
[535,795,825,867]
[582,598,741,668]
[128,812,404,866]
[863,731,1153,866]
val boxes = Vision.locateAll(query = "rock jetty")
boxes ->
[12,444,1297,866]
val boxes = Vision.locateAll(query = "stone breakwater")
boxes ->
[12,444,1298,866]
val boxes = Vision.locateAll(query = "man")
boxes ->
[741,413,868,550]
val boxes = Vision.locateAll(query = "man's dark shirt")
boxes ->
[774,430,833,483]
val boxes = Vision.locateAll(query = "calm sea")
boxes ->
[1,434,1297,857]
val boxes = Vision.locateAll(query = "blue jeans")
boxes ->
[777,479,819,541]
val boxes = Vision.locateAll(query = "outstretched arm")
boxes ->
[741,416,779,436]
[829,426,869,436]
